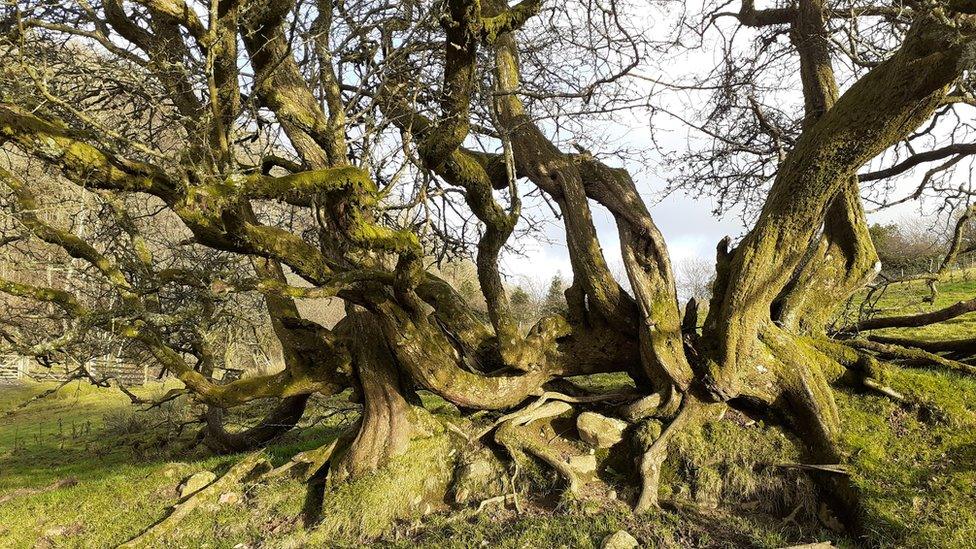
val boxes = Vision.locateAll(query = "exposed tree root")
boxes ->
[634,394,703,513]
[0,476,78,506]
[493,400,581,496]
[201,394,311,454]
[860,378,906,402]
[269,438,341,481]
[473,389,636,440]
[844,296,976,333]
[309,414,457,540]
[845,339,976,376]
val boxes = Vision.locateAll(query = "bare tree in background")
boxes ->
[675,257,715,303]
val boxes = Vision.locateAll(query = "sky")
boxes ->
[494,0,760,288]
[496,118,947,292]
[495,60,751,289]
[498,181,745,287]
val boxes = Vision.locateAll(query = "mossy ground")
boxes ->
[0,274,974,547]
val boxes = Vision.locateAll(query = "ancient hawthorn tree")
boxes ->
[2,0,976,536]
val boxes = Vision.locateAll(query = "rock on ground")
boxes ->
[567,454,598,478]
[601,529,639,549]
[179,471,217,498]
[577,412,628,448]
[218,491,241,505]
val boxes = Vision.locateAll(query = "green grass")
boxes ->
[0,272,974,547]
[845,268,976,342]
[836,372,976,548]
[0,382,347,548]
[834,269,976,547]
[0,382,230,547]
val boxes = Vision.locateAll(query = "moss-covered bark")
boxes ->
[704,15,975,399]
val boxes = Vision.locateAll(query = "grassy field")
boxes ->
[0,273,974,548]
[835,270,976,547]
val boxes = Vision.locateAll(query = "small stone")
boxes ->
[601,530,639,549]
[179,471,217,498]
[161,463,188,478]
[43,526,69,537]
[218,491,241,505]
[818,503,845,533]
[452,450,506,504]
[468,458,494,477]
[577,412,628,448]
[567,454,598,477]
[633,419,663,446]
[42,523,82,538]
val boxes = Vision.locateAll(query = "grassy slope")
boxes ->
[835,270,976,547]
[0,384,347,548]
[0,274,973,548]
[0,382,236,547]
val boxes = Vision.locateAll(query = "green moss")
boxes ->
[836,367,976,548]
[562,372,636,393]
[375,503,817,548]
[665,409,813,514]
[481,1,543,43]
[298,420,455,544]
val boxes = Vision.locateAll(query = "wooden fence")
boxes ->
[0,354,162,385]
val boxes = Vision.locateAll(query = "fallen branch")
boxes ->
[268,439,340,481]
[862,378,906,402]
[472,390,637,441]
[770,463,850,475]
[847,339,976,376]
[475,493,516,513]
[866,334,976,356]
[847,297,976,332]
[121,452,271,547]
